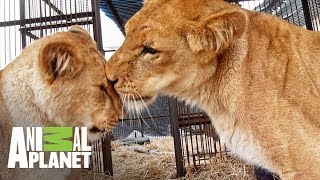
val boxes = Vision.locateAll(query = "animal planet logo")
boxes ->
[7,127,92,169]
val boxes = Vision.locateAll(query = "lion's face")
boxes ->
[105,0,247,111]
[35,26,123,138]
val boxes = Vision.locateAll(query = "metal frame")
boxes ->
[169,98,185,177]
[19,0,26,48]
[42,0,64,15]
[301,0,313,30]
[104,0,125,34]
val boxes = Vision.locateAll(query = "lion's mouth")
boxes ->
[120,95,153,112]
[135,96,152,101]
[87,127,106,142]
[89,126,105,134]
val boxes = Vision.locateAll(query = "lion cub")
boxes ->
[105,0,320,179]
[0,26,122,179]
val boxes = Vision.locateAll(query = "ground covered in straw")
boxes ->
[82,137,255,180]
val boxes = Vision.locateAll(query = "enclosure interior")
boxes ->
[0,0,319,176]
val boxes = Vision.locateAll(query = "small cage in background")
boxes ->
[112,96,172,140]
[177,102,226,169]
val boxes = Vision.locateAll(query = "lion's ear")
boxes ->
[186,9,248,53]
[68,25,91,38]
[39,41,85,84]
[68,25,96,44]
[143,0,150,4]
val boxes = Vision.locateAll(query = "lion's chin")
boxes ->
[87,131,106,142]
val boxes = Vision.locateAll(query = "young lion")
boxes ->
[0,26,122,179]
[105,0,320,179]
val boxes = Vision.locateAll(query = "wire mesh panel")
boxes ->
[0,0,98,69]
[308,0,320,30]
[234,0,320,30]
[112,96,171,140]
[0,0,23,69]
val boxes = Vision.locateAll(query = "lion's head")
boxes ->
[34,26,123,137]
[105,0,247,111]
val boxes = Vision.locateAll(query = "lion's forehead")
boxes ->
[125,2,182,33]
[125,1,211,37]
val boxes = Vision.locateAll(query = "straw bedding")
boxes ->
[82,137,255,180]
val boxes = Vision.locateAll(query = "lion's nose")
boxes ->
[89,126,103,133]
[105,63,119,85]
[106,71,117,83]
[110,79,118,86]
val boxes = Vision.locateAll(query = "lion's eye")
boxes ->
[141,46,158,55]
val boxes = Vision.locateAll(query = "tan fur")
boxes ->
[105,0,320,179]
[0,26,122,179]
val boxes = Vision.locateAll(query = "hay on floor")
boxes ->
[82,137,255,180]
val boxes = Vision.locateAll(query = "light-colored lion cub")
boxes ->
[0,26,122,179]
[105,0,320,179]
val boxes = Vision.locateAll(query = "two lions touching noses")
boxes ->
[1,0,320,179]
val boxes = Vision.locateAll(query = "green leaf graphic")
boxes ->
[43,127,72,151]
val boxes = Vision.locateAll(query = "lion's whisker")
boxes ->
[132,94,141,120]
[129,94,137,128]
[125,94,132,126]
[133,90,157,128]
[119,95,126,126]
[133,94,151,128]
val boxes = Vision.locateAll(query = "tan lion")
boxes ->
[105,0,320,179]
[0,26,122,179]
